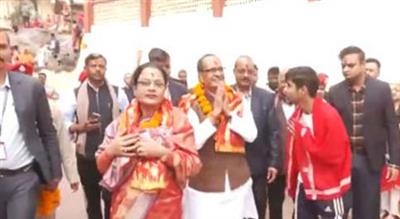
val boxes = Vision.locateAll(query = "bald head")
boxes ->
[197,54,218,73]
[197,54,224,92]
[234,55,257,90]
[234,55,254,69]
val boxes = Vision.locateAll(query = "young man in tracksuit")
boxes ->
[284,66,352,219]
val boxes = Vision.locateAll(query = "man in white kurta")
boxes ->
[181,54,258,219]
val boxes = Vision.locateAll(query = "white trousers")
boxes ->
[183,178,258,219]
[381,188,400,216]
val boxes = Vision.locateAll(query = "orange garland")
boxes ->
[193,83,213,116]
[181,83,246,154]
[192,83,235,117]
[125,100,173,134]
[140,110,163,129]
[36,188,61,216]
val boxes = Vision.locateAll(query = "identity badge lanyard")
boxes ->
[0,88,9,160]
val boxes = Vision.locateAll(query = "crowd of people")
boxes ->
[9,30,78,75]
[0,28,400,219]
[11,0,83,34]
[5,0,84,74]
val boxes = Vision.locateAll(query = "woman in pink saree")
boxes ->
[96,63,201,219]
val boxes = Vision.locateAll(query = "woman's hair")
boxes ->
[131,62,168,87]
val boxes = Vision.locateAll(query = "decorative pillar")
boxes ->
[140,0,151,27]
[83,0,94,33]
[212,0,225,17]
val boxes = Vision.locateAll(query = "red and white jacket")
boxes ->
[286,97,351,200]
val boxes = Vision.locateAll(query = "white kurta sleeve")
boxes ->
[50,101,80,184]
[118,87,130,111]
[186,108,217,149]
[60,90,77,132]
[229,98,257,143]
[55,108,80,183]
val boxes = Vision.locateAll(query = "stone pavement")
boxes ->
[56,174,293,219]
[56,177,87,219]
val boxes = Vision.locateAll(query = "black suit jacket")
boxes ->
[168,78,187,106]
[274,96,290,174]
[233,85,281,176]
[328,77,400,171]
[9,72,62,183]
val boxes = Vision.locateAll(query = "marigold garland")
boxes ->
[193,84,212,116]
[192,83,234,117]
[126,100,172,133]
[140,110,163,129]
[178,83,245,154]
[36,188,61,216]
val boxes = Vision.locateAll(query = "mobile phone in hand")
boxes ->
[89,112,101,121]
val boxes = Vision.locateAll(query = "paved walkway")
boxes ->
[56,177,87,219]
[56,175,294,219]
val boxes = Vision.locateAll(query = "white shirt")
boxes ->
[298,112,314,183]
[300,113,314,135]
[0,74,34,169]
[282,102,296,120]
[186,95,257,149]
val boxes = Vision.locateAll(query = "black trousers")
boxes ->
[295,183,347,219]
[251,174,267,219]
[350,153,381,219]
[77,154,111,219]
[267,174,286,219]
[0,171,40,219]
[252,174,286,219]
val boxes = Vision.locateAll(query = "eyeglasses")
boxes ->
[201,67,224,74]
[235,68,256,75]
[136,80,165,89]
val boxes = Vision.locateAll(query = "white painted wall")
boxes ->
[81,0,400,88]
